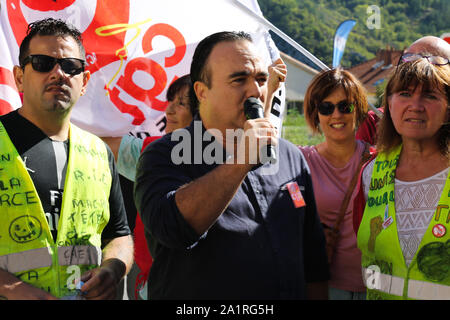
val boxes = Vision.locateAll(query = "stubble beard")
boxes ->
[44,92,74,114]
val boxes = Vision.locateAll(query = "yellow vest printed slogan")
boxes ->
[0,121,111,298]
[357,145,450,300]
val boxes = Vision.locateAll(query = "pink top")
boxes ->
[299,141,366,292]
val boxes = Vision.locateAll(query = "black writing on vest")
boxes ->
[0,177,20,191]
[374,157,399,173]
[0,153,11,162]
[73,169,108,185]
[62,246,96,266]
[57,235,90,247]
[72,198,107,210]
[0,191,38,207]
[17,270,39,281]
[68,210,106,226]
[72,144,107,160]
[74,170,84,181]
[368,191,395,207]
[369,171,395,191]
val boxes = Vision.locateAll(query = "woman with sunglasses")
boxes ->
[300,68,370,300]
[354,58,450,300]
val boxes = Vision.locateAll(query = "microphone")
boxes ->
[244,97,277,164]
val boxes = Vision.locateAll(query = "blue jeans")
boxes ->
[329,287,367,300]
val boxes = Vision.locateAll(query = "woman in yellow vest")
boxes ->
[356,56,450,299]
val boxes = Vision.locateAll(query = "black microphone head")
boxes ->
[243,97,277,165]
[244,97,264,120]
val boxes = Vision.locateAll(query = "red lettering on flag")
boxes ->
[22,0,76,11]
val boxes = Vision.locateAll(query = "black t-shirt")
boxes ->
[119,174,137,232]
[0,110,130,242]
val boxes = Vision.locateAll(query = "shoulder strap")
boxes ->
[333,142,371,234]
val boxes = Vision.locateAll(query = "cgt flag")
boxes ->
[332,19,356,69]
[0,0,284,138]
[0,19,21,115]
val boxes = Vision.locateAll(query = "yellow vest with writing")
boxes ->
[357,144,450,300]
[0,121,111,298]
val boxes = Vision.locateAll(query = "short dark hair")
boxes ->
[19,18,86,66]
[303,68,368,135]
[189,31,252,113]
[166,74,194,115]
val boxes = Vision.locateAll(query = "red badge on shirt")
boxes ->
[285,181,306,208]
[432,224,446,238]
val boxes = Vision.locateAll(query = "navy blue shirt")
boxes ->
[134,120,329,299]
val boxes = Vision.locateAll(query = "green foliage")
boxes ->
[281,108,324,146]
[259,0,448,67]
[374,81,388,108]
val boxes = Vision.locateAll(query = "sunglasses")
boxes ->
[21,54,85,76]
[397,52,450,67]
[317,101,355,115]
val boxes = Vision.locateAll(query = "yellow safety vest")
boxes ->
[357,144,450,300]
[0,121,111,298]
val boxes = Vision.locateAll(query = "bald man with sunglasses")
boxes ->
[356,35,450,145]
[0,18,133,300]
[406,36,450,61]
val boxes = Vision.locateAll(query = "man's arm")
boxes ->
[174,161,251,235]
[264,58,286,117]
[174,118,277,235]
[135,118,277,243]
[102,235,134,276]
[0,269,58,300]
[80,235,134,300]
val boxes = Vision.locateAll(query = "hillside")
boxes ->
[259,0,449,68]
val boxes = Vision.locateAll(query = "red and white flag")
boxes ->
[0,0,283,137]
[0,17,21,115]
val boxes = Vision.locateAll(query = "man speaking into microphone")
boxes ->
[134,31,329,300]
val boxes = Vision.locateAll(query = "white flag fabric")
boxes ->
[0,15,21,115]
[0,0,284,137]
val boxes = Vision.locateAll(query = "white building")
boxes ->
[280,51,319,113]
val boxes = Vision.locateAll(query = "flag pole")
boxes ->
[230,0,329,71]
[231,0,381,116]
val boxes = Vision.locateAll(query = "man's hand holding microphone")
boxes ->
[236,58,286,167]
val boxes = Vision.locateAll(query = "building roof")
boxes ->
[279,51,319,101]
[347,48,403,95]
[280,51,320,76]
